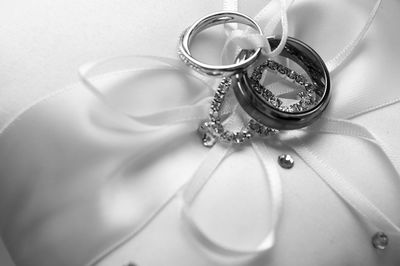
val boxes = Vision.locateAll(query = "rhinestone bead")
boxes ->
[252,84,262,93]
[202,132,217,147]
[278,65,288,75]
[252,72,262,81]
[269,97,282,108]
[287,70,297,80]
[295,74,304,84]
[262,89,273,98]
[211,100,221,109]
[209,110,218,118]
[211,122,223,135]
[198,121,210,133]
[304,83,312,91]
[308,92,317,103]
[297,79,305,86]
[256,126,265,135]
[372,232,389,250]
[279,106,291,112]
[221,131,233,142]
[214,95,223,103]
[298,91,306,98]
[278,154,294,169]
[268,128,279,136]
[232,132,245,144]
[267,60,278,70]
[242,130,252,139]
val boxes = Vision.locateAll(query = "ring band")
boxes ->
[233,36,331,130]
[178,11,263,76]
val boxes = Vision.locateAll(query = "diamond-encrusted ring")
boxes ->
[233,36,331,130]
[178,11,263,76]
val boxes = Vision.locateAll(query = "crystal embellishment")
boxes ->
[201,131,218,147]
[372,232,389,250]
[197,77,278,147]
[278,154,294,169]
[250,59,319,113]
[198,121,218,147]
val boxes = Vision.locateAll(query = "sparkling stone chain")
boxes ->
[198,77,278,147]
[250,59,318,112]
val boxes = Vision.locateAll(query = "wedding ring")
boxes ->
[178,11,263,76]
[233,36,331,130]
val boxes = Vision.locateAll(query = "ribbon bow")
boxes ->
[75,0,400,264]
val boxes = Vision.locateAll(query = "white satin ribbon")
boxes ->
[78,56,215,128]
[221,0,291,63]
[325,0,382,72]
[222,0,382,73]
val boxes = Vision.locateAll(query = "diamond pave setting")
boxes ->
[250,59,319,113]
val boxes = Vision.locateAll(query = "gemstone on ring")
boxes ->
[178,11,263,76]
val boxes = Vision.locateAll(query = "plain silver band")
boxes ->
[178,11,263,76]
[233,36,331,130]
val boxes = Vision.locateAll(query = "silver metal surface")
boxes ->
[178,11,263,76]
[233,36,331,130]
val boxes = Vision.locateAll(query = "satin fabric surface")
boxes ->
[1,0,400,266]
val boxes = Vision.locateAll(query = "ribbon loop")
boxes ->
[287,138,400,240]
[180,141,282,256]
[222,0,381,73]
[79,55,215,129]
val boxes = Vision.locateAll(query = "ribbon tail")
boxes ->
[180,143,239,256]
[79,55,217,129]
[286,137,400,245]
[306,117,400,179]
[251,141,284,250]
[326,0,382,72]
[345,97,400,120]
[180,140,283,256]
